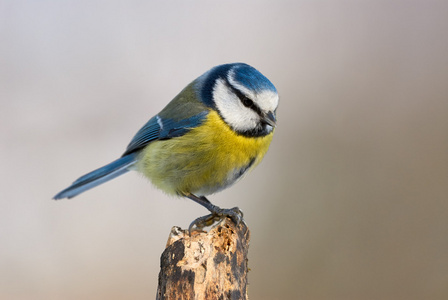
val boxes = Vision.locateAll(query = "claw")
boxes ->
[183,193,245,235]
[188,213,216,234]
[188,207,244,235]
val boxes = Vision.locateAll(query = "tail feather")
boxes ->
[53,154,137,199]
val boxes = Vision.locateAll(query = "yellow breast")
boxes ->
[136,110,274,196]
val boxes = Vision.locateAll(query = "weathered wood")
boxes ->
[156,218,250,300]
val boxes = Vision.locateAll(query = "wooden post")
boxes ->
[156,218,250,300]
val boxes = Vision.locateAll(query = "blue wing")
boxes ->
[122,110,208,156]
[53,111,208,200]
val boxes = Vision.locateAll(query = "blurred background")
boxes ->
[1,1,447,299]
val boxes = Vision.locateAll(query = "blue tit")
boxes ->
[54,63,278,229]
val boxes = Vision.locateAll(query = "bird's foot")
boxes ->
[188,207,244,234]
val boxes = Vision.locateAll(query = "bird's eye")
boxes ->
[242,97,254,108]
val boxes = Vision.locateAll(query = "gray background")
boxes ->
[1,1,447,299]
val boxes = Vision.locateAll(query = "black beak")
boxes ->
[262,111,276,127]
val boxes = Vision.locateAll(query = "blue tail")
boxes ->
[53,153,138,199]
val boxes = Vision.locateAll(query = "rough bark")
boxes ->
[156,218,250,300]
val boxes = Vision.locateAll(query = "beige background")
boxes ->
[1,1,447,299]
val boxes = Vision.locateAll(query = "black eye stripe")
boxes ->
[223,78,262,115]
[242,97,253,108]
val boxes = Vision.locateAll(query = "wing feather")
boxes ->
[122,111,208,156]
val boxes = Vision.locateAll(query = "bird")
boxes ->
[53,63,279,230]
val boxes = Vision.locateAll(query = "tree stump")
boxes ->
[156,218,250,300]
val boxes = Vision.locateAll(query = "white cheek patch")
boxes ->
[213,79,259,131]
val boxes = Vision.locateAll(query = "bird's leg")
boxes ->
[184,193,244,233]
